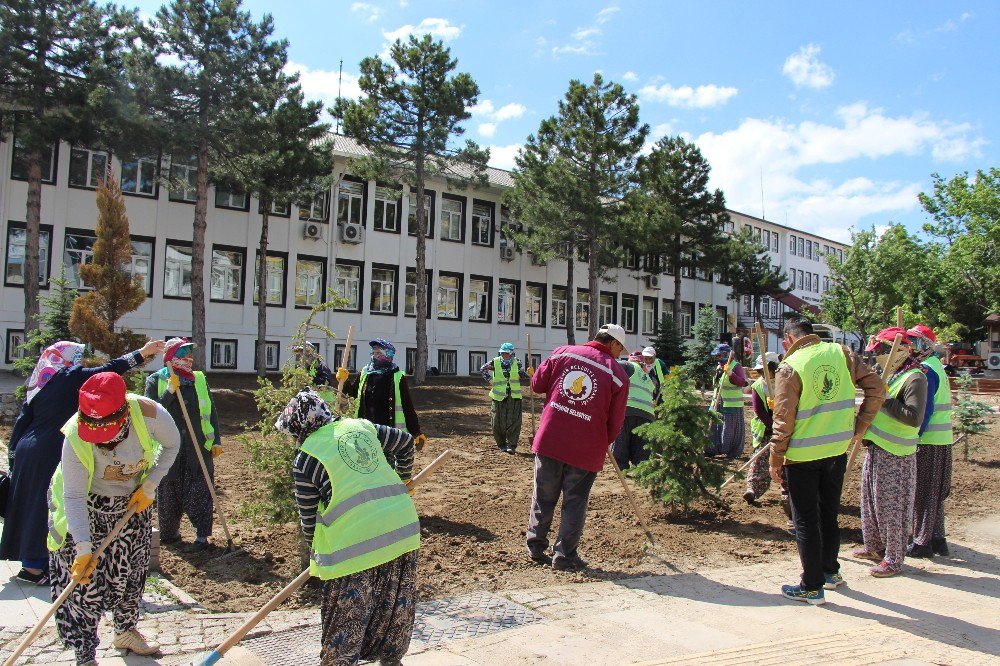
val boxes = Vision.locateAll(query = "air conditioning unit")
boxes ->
[302,222,323,240]
[988,352,1000,370]
[645,275,660,290]
[340,222,364,244]
[500,245,515,261]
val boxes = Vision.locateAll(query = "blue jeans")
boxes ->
[22,557,47,570]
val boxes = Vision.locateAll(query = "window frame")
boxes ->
[469,351,488,376]
[439,193,466,243]
[209,244,247,304]
[162,239,194,300]
[333,344,359,372]
[5,220,53,289]
[407,187,435,238]
[129,234,156,297]
[253,340,281,372]
[68,146,110,190]
[467,274,492,323]
[575,288,590,331]
[404,267,433,318]
[333,258,364,313]
[551,285,568,328]
[298,190,330,222]
[337,175,368,228]
[470,198,495,248]
[10,136,58,184]
[210,338,239,370]
[5,329,27,365]
[497,278,520,325]
[258,199,291,218]
[63,227,97,291]
[168,155,199,204]
[641,296,657,336]
[214,185,251,212]
[599,291,617,327]
[120,154,160,198]
[373,183,402,234]
[405,348,417,375]
[436,270,463,321]
[253,250,289,308]
[621,293,638,334]
[680,301,695,339]
[368,262,399,316]
[294,254,327,310]
[716,305,728,341]
[524,281,546,328]
[438,349,458,375]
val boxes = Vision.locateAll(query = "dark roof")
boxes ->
[984,313,1000,327]
[774,291,821,317]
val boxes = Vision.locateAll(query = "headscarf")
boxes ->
[26,341,85,403]
[275,388,337,444]
[363,338,399,375]
[498,342,515,369]
[163,337,196,381]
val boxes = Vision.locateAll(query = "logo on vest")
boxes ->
[559,367,596,404]
[337,432,380,474]
[811,365,841,402]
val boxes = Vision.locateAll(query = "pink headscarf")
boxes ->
[26,341,85,403]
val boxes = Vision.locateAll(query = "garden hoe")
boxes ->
[188,449,454,666]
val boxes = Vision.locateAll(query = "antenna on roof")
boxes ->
[336,59,343,134]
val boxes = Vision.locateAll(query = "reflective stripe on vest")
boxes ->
[47,396,159,551]
[158,371,215,450]
[489,358,522,401]
[920,355,953,446]
[651,360,666,404]
[355,369,407,431]
[626,362,655,416]
[867,368,922,457]
[301,419,420,580]
[714,362,744,409]
[750,379,770,448]
[781,342,857,462]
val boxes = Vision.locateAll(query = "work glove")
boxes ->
[167,372,180,394]
[414,434,427,452]
[526,366,535,377]
[212,445,223,458]
[766,397,774,410]
[71,553,98,585]
[404,478,416,496]
[127,482,156,513]
[335,367,349,384]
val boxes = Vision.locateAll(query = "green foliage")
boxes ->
[69,174,147,357]
[336,34,487,383]
[952,374,994,461]
[506,73,648,343]
[726,226,788,314]
[630,366,726,510]
[649,314,685,367]
[686,304,721,390]
[13,267,79,379]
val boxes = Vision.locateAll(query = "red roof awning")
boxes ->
[774,292,821,317]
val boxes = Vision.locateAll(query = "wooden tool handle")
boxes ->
[720,445,769,489]
[406,449,453,490]
[335,325,356,409]
[606,449,656,547]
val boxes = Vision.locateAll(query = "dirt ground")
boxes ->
[3,380,998,613]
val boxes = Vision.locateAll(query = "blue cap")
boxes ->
[369,338,396,354]
[499,342,515,353]
[711,343,732,357]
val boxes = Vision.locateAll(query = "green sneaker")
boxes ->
[781,584,825,605]
[824,573,845,590]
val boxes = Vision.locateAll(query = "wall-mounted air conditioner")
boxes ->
[645,275,660,290]
[500,245,515,261]
[341,223,364,244]
[988,352,1000,370]
[303,223,322,240]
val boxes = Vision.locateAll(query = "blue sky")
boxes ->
[136,1,997,243]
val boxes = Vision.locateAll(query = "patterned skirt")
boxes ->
[706,410,746,460]
[861,445,916,570]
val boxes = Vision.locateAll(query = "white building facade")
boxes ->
[0,135,848,374]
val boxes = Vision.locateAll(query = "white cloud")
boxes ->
[350,2,382,23]
[595,6,620,24]
[782,44,835,89]
[572,27,601,41]
[551,5,619,58]
[493,103,527,122]
[383,17,462,43]
[622,70,639,82]
[286,61,362,108]
[638,82,738,108]
[692,104,984,239]
[478,123,497,138]
[552,43,598,57]
[471,99,527,137]
[488,143,523,170]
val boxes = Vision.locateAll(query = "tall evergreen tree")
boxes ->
[132,0,287,368]
[686,303,721,390]
[0,0,136,341]
[649,314,685,367]
[726,226,788,325]
[635,136,730,321]
[507,73,648,343]
[13,267,79,379]
[336,34,488,383]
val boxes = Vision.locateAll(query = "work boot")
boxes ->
[527,547,551,565]
[907,542,934,559]
[552,554,587,571]
[113,628,161,656]
[743,491,757,505]
[931,537,950,556]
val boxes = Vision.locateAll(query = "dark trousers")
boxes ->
[525,454,597,562]
[611,413,653,470]
[784,453,847,591]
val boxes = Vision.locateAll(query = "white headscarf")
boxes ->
[26,341,85,403]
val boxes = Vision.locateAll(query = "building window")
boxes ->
[373,185,401,232]
[211,339,238,369]
[5,329,27,364]
[407,188,434,237]
[837,248,844,263]
[498,280,518,324]
[599,292,615,326]
[551,287,568,328]
[813,272,820,293]
[797,270,804,290]
[823,276,830,292]
[641,297,657,336]
[254,340,280,372]
[621,294,637,333]
[575,289,589,330]
[716,306,728,340]
[169,155,198,202]
[772,233,779,253]
[129,237,154,295]
[64,230,97,289]
[437,272,462,320]
[468,277,491,322]
[295,256,326,308]
[770,299,778,318]
[806,239,813,260]
[525,353,541,369]
[333,344,358,372]
[805,272,812,292]
[337,178,366,227]
[438,349,457,375]
[469,351,487,375]
[253,252,287,306]
[471,200,494,246]
[163,241,192,298]
[623,248,639,270]
[5,222,52,287]
[404,268,431,317]
[68,147,109,189]
[299,191,329,221]
[405,348,417,374]
[680,302,695,338]
[525,283,545,326]
[215,187,248,211]
[121,155,158,197]
[762,229,770,251]
[11,137,58,183]
[259,200,291,217]
[369,264,397,314]
[440,195,464,242]
[334,261,362,311]
[209,246,245,302]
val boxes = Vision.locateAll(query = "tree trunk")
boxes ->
[414,156,428,384]
[565,252,576,345]
[190,140,209,369]
[587,234,600,341]
[673,242,683,327]
[23,148,43,340]
[256,208,270,378]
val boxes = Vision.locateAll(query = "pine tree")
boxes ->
[726,226,788,324]
[630,366,726,510]
[685,304,721,390]
[649,314,684,367]
[13,267,79,379]
[68,173,147,357]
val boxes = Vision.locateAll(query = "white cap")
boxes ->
[642,346,656,357]
[598,323,627,348]
[753,352,780,370]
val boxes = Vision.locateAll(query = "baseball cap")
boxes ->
[77,372,129,444]
[642,346,656,357]
[598,323,627,348]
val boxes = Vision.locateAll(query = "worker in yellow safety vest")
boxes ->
[611,350,657,469]
[480,342,533,454]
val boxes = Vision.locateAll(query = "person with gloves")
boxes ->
[480,342,532,453]
[641,346,669,405]
[340,339,426,451]
[47,372,180,665]
[744,351,781,503]
[706,341,748,459]
[611,350,656,469]
[855,327,927,578]
[906,324,954,558]
[276,388,418,666]
[144,338,222,552]
[293,341,335,386]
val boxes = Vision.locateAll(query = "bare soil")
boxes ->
[5,380,998,612]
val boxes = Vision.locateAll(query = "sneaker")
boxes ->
[869,561,901,578]
[906,542,934,559]
[505,447,516,455]
[743,491,757,505]
[931,537,950,557]
[15,568,49,586]
[113,628,161,656]
[851,548,883,562]
[527,547,551,565]
[780,584,825,605]
[552,555,588,571]
[823,572,845,590]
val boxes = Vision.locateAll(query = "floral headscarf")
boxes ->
[275,388,337,444]
[26,341,85,404]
